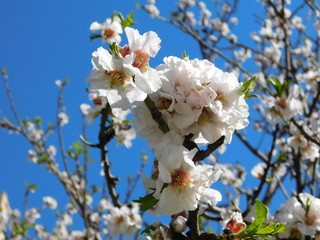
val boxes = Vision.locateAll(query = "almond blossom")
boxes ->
[90,16,123,44]
[287,135,320,161]
[220,211,246,234]
[103,203,142,236]
[43,196,57,210]
[275,193,320,238]
[141,147,222,216]
[263,84,303,124]
[140,56,249,145]
[87,27,162,110]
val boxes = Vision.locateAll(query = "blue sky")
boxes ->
[0,0,280,232]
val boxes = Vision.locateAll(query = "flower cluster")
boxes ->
[85,15,251,221]
[275,193,320,239]
[103,203,142,236]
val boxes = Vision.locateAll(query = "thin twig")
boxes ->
[192,136,225,162]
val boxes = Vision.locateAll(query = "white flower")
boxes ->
[89,212,100,223]
[98,198,112,212]
[216,163,246,188]
[60,213,73,226]
[0,193,10,233]
[152,56,249,145]
[66,203,77,215]
[71,230,86,239]
[288,135,320,161]
[103,203,141,236]
[26,122,43,141]
[142,147,222,216]
[220,212,246,234]
[133,102,184,159]
[148,221,172,240]
[263,85,303,124]
[179,0,196,7]
[27,150,39,163]
[55,79,63,87]
[43,196,57,209]
[211,19,230,36]
[47,145,57,158]
[87,27,162,110]
[80,97,107,124]
[58,112,69,126]
[90,16,123,44]
[87,47,144,109]
[251,162,266,179]
[172,216,187,232]
[275,193,320,238]
[145,4,160,18]
[230,17,239,25]
[25,208,41,224]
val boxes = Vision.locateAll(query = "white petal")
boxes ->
[90,21,102,32]
[200,188,222,206]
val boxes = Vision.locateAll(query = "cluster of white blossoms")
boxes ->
[103,203,142,236]
[87,26,162,110]
[136,56,249,145]
[275,193,320,239]
[80,11,253,236]
[84,15,251,220]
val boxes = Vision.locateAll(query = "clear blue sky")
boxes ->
[0,0,277,232]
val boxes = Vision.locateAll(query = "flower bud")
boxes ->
[172,215,187,233]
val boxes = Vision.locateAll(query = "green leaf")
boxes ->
[133,193,158,213]
[119,10,136,29]
[140,224,156,236]
[13,220,36,236]
[240,77,258,99]
[122,119,132,124]
[256,222,285,235]
[236,199,286,239]
[244,94,259,99]
[89,33,102,41]
[275,152,286,163]
[47,122,54,130]
[24,181,38,193]
[64,77,70,84]
[242,77,255,94]
[267,77,292,98]
[91,185,101,194]
[110,42,122,59]
[182,51,189,59]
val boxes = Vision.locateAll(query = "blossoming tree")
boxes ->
[1,0,320,239]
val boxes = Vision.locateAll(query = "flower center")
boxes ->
[132,50,150,72]
[215,91,227,106]
[104,69,128,88]
[171,169,190,189]
[289,228,302,239]
[198,107,213,124]
[305,213,316,226]
[93,98,103,106]
[119,46,130,58]
[104,28,114,38]
[158,97,172,110]
[115,215,124,224]
[226,219,246,234]
[275,98,287,109]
